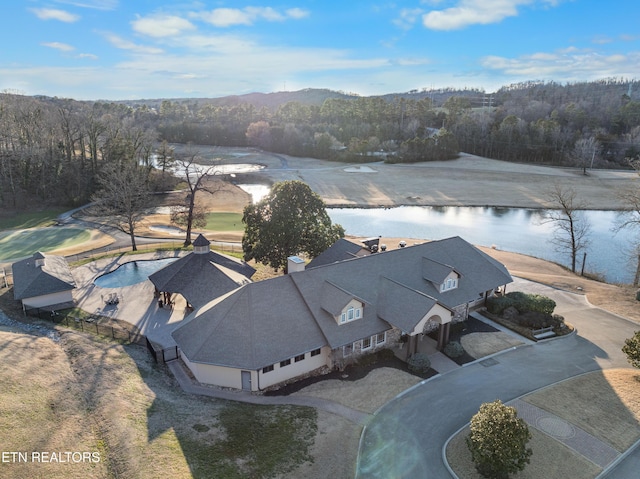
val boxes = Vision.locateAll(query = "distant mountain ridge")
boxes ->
[117,88,358,110]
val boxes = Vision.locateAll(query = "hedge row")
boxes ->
[487,291,556,316]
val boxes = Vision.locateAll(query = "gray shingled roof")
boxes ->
[149,250,255,309]
[172,236,512,370]
[377,276,442,332]
[307,238,368,268]
[422,257,456,285]
[12,252,76,300]
[173,275,327,370]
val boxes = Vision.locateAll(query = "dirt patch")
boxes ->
[0,331,109,479]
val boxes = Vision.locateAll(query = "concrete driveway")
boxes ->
[356,278,639,478]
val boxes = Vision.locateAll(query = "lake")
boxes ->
[328,206,638,284]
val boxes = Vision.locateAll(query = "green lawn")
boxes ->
[0,208,68,230]
[0,227,91,261]
[204,212,243,231]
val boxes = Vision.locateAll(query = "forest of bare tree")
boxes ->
[1,78,639,210]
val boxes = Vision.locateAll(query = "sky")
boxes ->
[2,0,639,101]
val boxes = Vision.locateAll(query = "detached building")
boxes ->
[172,236,512,392]
[12,252,76,311]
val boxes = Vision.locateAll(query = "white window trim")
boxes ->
[362,337,372,350]
[339,305,363,324]
[375,332,386,345]
[440,278,458,292]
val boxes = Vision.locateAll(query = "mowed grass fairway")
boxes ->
[0,326,319,479]
[0,208,67,230]
[203,212,243,232]
[0,227,91,261]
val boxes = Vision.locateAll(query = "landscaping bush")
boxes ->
[443,341,465,359]
[516,311,564,330]
[487,296,514,315]
[486,292,556,316]
[467,400,532,478]
[407,353,431,374]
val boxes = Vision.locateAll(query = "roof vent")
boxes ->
[287,256,305,274]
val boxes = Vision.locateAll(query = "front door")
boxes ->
[241,371,251,391]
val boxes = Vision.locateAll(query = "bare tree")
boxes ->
[570,136,601,173]
[172,148,224,246]
[91,161,152,251]
[542,183,590,273]
[614,157,640,285]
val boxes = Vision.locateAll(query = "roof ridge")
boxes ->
[289,274,331,346]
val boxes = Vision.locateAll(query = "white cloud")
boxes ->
[196,6,310,28]
[104,33,164,54]
[131,14,196,38]
[286,8,310,20]
[393,8,424,30]
[481,48,640,80]
[30,8,80,22]
[422,0,534,30]
[42,42,75,52]
[54,0,118,10]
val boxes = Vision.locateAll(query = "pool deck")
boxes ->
[73,251,192,348]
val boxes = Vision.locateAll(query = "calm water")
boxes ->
[94,258,178,288]
[328,206,638,284]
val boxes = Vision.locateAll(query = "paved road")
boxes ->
[356,278,639,478]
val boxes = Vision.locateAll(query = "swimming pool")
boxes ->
[94,258,178,288]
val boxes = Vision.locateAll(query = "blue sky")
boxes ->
[2,0,639,100]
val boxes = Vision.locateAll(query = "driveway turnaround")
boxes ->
[355,278,639,478]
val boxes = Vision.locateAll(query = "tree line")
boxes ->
[1,78,639,210]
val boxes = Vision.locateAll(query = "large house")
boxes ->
[172,236,512,392]
[12,252,76,311]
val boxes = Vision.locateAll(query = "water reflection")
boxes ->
[328,206,634,284]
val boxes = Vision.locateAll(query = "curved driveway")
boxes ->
[356,278,639,478]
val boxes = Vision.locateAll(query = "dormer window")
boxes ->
[339,304,362,324]
[440,277,458,292]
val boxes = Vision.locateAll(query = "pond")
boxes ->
[328,206,638,284]
[94,258,178,288]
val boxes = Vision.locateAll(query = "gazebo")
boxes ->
[149,234,255,310]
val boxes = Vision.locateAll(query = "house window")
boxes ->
[280,359,291,367]
[311,348,321,357]
[440,278,458,292]
[362,337,372,350]
[375,332,386,345]
[294,354,305,362]
[339,305,362,324]
[262,365,274,373]
[343,343,353,356]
